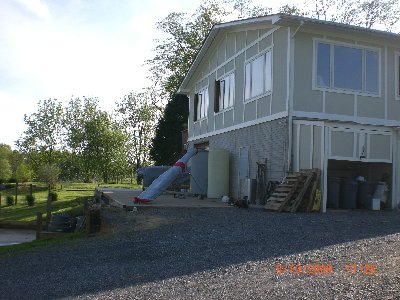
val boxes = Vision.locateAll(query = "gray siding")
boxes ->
[357,96,385,119]
[292,29,400,124]
[325,92,354,115]
[189,118,288,198]
[187,26,288,140]
[271,27,288,114]
[293,32,324,112]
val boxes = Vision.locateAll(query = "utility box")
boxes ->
[190,150,208,196]
[240,178,257,204]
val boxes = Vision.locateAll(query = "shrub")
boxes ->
[6,195,14,206]
[8,178,17,183]
[49,191,58,202]
[26,194,35,206]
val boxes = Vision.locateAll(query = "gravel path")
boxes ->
[1,207,399,299]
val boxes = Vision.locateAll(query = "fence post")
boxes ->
[15,182,18,205]
[0,193,2,207]
[84,198,91,237]
[30,184,33,197]
[46,185,52,228]
[36,212,42,240]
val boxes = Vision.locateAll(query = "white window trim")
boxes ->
[214,106,233,116]
[215,71,235,114]
[194,87,209,123]
[328,126,392,163]
[243,47,273,103]
[312,38,381,98]
[396,51,400,101]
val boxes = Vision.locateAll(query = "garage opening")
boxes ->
[327,159,391,210]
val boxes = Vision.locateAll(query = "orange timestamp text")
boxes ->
[275,263,377,275]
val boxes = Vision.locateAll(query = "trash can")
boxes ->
[340,178,358,209]
[328,177,341,208]
[357,181,375,209]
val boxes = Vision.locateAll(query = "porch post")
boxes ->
[322,125,329,213]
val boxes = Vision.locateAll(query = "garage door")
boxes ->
[329,127,392,163]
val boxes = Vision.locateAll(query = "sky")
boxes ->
[0,0,208,147]
[2,0,396,149]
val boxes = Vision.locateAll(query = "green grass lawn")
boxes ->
[0,181,141,222]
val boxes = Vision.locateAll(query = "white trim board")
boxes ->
[396,51,400,101]
[293,111,400,127]
[188,111,288,141]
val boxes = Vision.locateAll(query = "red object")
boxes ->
[174,161,186,172]
[134,197,151,204]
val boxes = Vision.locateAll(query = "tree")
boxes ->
[279,4,306,15]
[147,0,270,98]
[64,97,129,182]
[0,144,12,160]
[9,150,24,179]
[63,97,98,180]
[83,111,127,183]
[0,159,12,183]
[16,162,33,183]
[0,144,13,182]
[116,90,160,177]
[287,0,400,31]
[38,164,60,189]
[232,0,271,19]
[150,94,189,165]
[16,99,64,171]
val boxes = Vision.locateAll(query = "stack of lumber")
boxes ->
[264,169,320,212]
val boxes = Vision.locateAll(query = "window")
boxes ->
[316,42,379,94]
[214,73,234,112]
[244,50,272,101]
[194,88,209,121]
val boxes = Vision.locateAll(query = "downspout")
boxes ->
[287,21,304,173]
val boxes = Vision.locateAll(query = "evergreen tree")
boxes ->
[150,94,189,165]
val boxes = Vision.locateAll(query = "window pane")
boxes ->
[199,94,204,118]
[245,63,251,100]
[229,73,235,107]
[219,80,225,110]
[196,94,201,120]
[223,78,229,109]
[317,43,330,87]
[264,51,272,92]
[204,89,209,115]
[251,55,264,97]
[365,50,378,93]
[334,46,362,91]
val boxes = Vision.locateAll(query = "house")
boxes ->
[178,14,400,212]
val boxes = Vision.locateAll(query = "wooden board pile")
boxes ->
[264,169,321,212]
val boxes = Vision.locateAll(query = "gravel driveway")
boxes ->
[0,207,399,299]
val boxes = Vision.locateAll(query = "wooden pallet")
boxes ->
[264,173,304,211]
[264,169,320,212]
